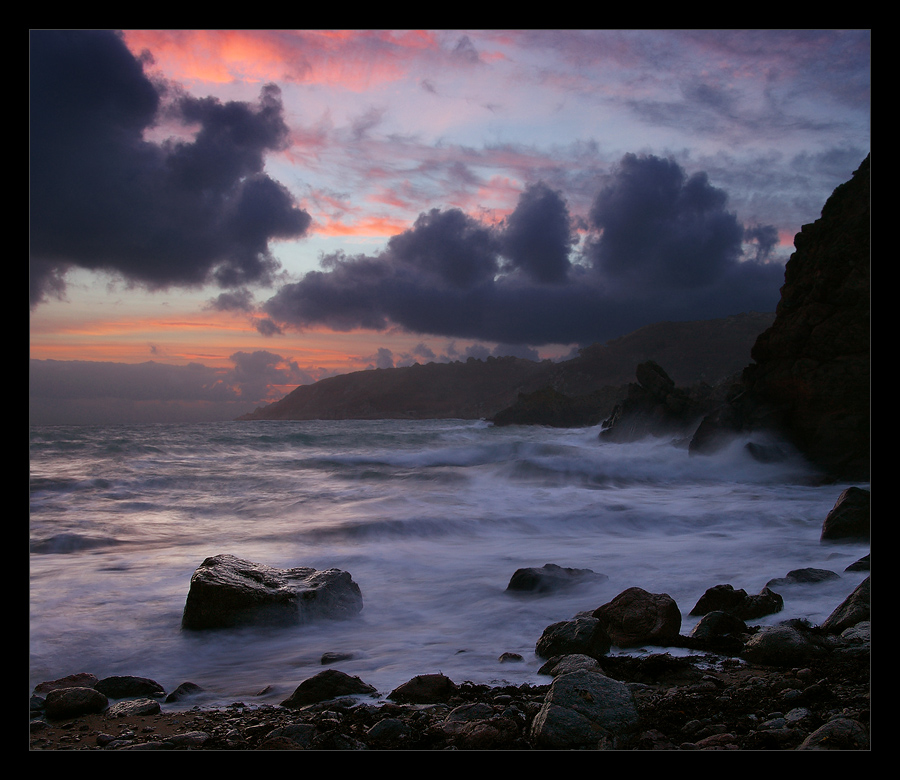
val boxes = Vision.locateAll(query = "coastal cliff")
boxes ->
[689,156,870,483]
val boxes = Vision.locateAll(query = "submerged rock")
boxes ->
[506,563,608,593]
[181,553,363,630]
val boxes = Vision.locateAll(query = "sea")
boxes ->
[29,419,870,709]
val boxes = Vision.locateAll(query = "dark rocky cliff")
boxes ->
[691,156,870,482]
[238,312,775,423]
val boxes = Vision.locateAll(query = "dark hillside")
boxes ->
[238,311,774,421]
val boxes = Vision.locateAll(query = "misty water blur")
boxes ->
[30,420,869,708]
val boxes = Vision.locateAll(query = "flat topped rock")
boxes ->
[181,553,363,630]
[507,563,608,593]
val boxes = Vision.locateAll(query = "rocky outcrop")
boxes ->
[599,361,719,442]
[690,156,870,482]
[181,554,363,630]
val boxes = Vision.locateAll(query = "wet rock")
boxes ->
[798,717,870,750]
[107,698,161,718]
[43,687,108,719]
[32,673,100,695]
[821,487,870,542]
[740,624,828,666]
[766,568,840,588]
[530,670,639,748]
[821,576,870,633]
[281,669,377,708]
[690,583,783,620]
[592,587,682,647]
[538,654,605,677]
[95,675,165,699]
[181,553,363,630]
[506,563,607,593]
[164,681,204,703]
[535,616,611,660]
[388,673,458,704]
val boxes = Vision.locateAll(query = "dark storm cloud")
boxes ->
[264,153,786,347]
[265,155,784,346]
[29,30,311,308]
[501,182,574,283]
[585,153,745,290]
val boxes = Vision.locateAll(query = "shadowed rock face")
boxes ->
[744,156,870,480]
[690,156,870,483]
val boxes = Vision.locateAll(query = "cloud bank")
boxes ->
[30,30,312,308]
[264,154,786,346]
[29,350,324,425]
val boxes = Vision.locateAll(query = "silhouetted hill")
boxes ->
[237,311,775,422]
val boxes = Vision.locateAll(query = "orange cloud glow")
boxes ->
[122,30,442,91]
[314,214,413,238]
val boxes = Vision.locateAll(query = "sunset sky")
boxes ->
[29,29,871,425]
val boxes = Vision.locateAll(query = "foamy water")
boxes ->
[29,420,869,708]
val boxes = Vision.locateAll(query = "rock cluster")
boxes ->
[28,614,870,751]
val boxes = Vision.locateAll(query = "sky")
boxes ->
[29,29,871,425]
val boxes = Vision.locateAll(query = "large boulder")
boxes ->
[281,669,377,708]
[740,623,829,666]
[43,687,108,719]
[821,576,870,633]
[181,554,363,630]
[529,670,639,749]
[535,616,612,660]
[821,487,870,542]
[388,673,459,704]
[689,583,783,621]
[94,675,165,699]
[591,587,682,647]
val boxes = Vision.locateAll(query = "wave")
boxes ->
[30,532,123,554]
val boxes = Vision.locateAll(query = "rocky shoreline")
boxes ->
[28,637,870,750]
[29,491,871,751]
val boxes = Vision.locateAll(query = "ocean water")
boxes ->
[29,419,869,709]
